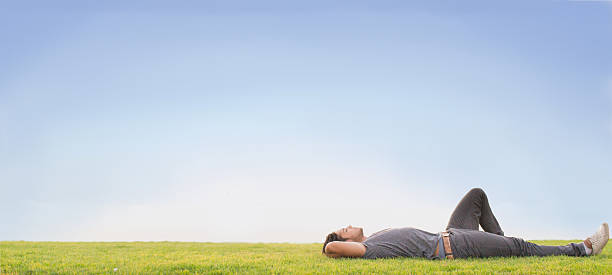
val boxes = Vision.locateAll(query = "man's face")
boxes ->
[334,225,364,241]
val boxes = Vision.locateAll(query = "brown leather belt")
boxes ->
[433,231,454,259]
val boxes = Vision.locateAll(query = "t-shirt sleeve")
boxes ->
[360,243,369,259]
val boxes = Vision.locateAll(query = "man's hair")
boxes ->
[322,232,347,254]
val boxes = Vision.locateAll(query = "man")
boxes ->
[322,188,609,259]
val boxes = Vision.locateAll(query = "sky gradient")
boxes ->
[1,1,611,242]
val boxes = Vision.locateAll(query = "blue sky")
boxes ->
[1,1,611,242]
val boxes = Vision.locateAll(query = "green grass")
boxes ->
[1,240,610,274]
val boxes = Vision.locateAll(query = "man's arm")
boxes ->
[324,241,366,258]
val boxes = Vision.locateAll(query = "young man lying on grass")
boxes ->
[323,188,609,259]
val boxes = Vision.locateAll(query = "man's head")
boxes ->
[322,225,365,254]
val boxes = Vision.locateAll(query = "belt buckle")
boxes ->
[441,231,453,259]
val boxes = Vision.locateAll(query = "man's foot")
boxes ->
[584,222,609,256]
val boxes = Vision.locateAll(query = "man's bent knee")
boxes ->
[468,187,485,196]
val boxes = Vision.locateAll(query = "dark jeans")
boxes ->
[446,188,586,258]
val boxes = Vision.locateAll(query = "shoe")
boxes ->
[585,222,609,255]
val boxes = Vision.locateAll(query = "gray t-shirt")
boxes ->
[361,227,441,259]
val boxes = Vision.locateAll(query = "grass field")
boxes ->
[1,240,610,274]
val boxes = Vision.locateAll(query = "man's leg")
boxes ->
[446,188,504,236]
[448,228,587,258]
